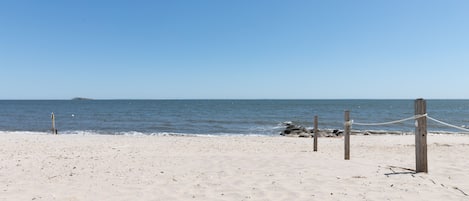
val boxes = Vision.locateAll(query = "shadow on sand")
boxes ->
[384,165,416,176]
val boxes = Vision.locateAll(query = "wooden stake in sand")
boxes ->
[314,116,318,152]
[415,98,428,173]
[51,112,58,134]
[344,110,350,160]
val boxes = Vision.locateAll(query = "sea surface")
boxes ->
[0,100,468,136]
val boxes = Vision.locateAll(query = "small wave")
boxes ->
[0,131,50,135]
[427,130,469,135]
[2,128,468,137]
[58,130,274,137]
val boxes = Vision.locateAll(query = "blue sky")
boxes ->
[1,0,468,99]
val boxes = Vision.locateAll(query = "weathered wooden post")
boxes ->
[415,98,428,173]
[314,116,318,152]
[51,112,58,134]
[344,110,350,160]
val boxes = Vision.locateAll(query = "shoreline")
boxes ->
[1,133,469,200]
[1,129,469,137]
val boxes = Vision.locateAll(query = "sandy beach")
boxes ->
[1,133,469,201]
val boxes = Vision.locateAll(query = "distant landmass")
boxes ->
[72,97,93,100]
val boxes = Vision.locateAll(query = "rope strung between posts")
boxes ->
[349,114,427,126]
[427,116,469,132]
[347,113,469,132]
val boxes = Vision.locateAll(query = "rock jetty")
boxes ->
[280,122,313,137]
[280,122,344,138]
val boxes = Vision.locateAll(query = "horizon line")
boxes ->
[1,98,469,101]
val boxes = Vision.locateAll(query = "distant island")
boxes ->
[72,97,93,100]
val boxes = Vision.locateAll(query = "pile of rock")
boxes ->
[279,122,313,138]
[280,122,344,138]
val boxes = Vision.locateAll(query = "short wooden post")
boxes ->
[313,116,318,152]
[415,99,428,173]
[344,110,350,160]
[51,112,58,134]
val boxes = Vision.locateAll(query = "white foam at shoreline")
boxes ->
[1,129,468,137]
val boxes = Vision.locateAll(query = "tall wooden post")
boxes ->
[51,112,57,135]
[344,110,350,160]
[314,116,318,152]
[415,99,428,173]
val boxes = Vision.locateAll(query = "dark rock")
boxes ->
[280,122,346,138]
[280,122,312,137]
[332,129,343,136]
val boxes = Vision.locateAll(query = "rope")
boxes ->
[352,114,427,126]
[351,114,469,132]
[427,116,469,132]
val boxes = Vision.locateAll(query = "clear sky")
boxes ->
[1,0,468,99]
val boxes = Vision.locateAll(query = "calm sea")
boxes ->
[0,100,468,136]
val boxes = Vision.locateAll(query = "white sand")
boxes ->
[1,133,469,201]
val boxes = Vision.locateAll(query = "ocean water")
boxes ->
[0,100,468,136]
